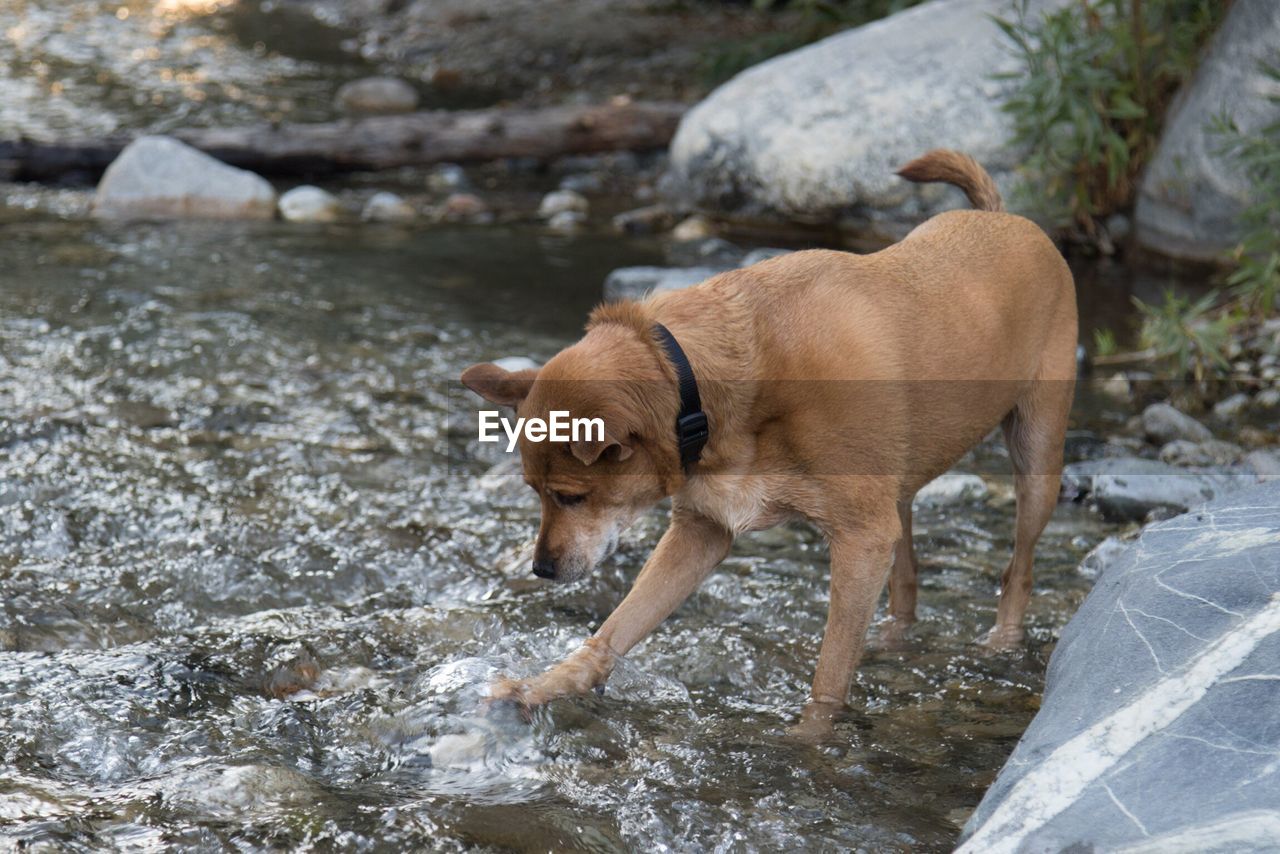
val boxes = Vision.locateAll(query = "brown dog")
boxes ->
[462,150,1077,735]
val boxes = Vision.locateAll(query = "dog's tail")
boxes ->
[895,149,1004,213]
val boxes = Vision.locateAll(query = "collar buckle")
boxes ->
[675,410,709,469]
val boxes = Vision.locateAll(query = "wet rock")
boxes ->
[439,192,488,221]
[93,136,276,220]
[1158,439,1243,468]
[603,266,720,301]
[665,0,1071,232]
[740,247,794,267]
[612,204,677,235]
[537,189,588,219]
[1134,0,1280,261]
[1243,449,1280,478]
[1255,388,1280,410]
[671,215,713,242]
[1077,534,1132,579]
[279,186,340,223]
[1141,402,1212,445]
[1212,392,1250,420]
[361,191,416,223]
[546,210,585,233]
[913,473,989,507]
[558,172,604,194]
[335,76,419,115]
[1082,458,1244,522]
[426,163,470,192]
[960,480,1280,852]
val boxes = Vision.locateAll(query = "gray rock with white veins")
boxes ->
[960,480,1280,853]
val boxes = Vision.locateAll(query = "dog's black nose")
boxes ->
[531,559,556,579]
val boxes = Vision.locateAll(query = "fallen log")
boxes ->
[0,100,686,182]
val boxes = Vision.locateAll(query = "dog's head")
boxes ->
[462,324,681,583]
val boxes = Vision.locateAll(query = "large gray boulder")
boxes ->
[93,136,277,220]
[960,480,1280,852]
[1135,0,1280,262]
[664,0,1068,236]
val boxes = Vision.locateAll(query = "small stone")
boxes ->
[1243,448,1280,478]
[603,266,721,301]
[1158,439,1243,467]
[1212,393,1250,420]
[612,205,676,235]
[546,210,585,232]
[740,247,795,267]
[1104,213,1131,243]
[1260,366,1278,383]
[913,473,989,507]
[1141,402,1212,445]
[671,215,714,242]
[1078,535,1132,579]
[335,76,418,114]
[440,193,488,220]
[1098,372,1132,400]
[427,163,470,192]
[538,189,588,219]
[279,186,341,222]
[361,191,415,223]
[558,173,604,194]
[1254,388,1280,409]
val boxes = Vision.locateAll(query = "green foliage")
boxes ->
[703,0,922,85]
[1136,289,1236,382]
[993,0,1223,231]
[1092,326,1118,358]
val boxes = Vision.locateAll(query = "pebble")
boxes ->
[440,193,488,220]
[361,192,416,223]
[671,215,714,242]
[278,186,341,223]
[547,210,586,232]
[1212,393,1250,420]
[427,163,471,192]
[612,205,676,235]
[538,189,589,219]
[335,76,419,114]
[1141,402,1212,444]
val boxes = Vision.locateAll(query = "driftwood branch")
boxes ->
[0,100,686,182]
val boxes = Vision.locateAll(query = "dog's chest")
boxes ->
[681,474,787,534]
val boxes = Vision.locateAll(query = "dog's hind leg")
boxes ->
[880,499,918,643]
[984,377,1073,647]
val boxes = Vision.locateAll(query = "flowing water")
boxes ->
[0,0,1180,849]
[0,214,1133,851]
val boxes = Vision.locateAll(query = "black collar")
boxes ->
[652,323,709,471]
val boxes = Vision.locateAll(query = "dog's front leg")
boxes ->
[491,508,733,710]
[793,524,899,740]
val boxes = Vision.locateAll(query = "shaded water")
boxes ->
[0,216,1129,850]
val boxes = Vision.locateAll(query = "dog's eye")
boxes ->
[550,490,587,508]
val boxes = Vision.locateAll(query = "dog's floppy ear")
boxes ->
[461,362,538,407]
[570,432,633,466]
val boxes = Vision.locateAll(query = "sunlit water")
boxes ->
[0,214,1134,851]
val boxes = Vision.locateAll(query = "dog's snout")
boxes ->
[531,558,556,580]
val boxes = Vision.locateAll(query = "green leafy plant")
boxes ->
[993,0,1223,233]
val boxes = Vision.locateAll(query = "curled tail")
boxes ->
[896,149,1004,213]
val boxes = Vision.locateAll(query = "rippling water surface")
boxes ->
[0,216,1124,850]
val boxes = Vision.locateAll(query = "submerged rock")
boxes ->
[279,186,340,223]
[914,472,989,507]
[1158,438,1243,468]
[361,191,416,223]
[335,76,419,115]
[960,480,1280,852]
[603,266,721,301]
[1141,402,1212,445]
[1135,0,1280,261]
[665,0,1070,233]
[93,136,276,220]
[537,189,588,219]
